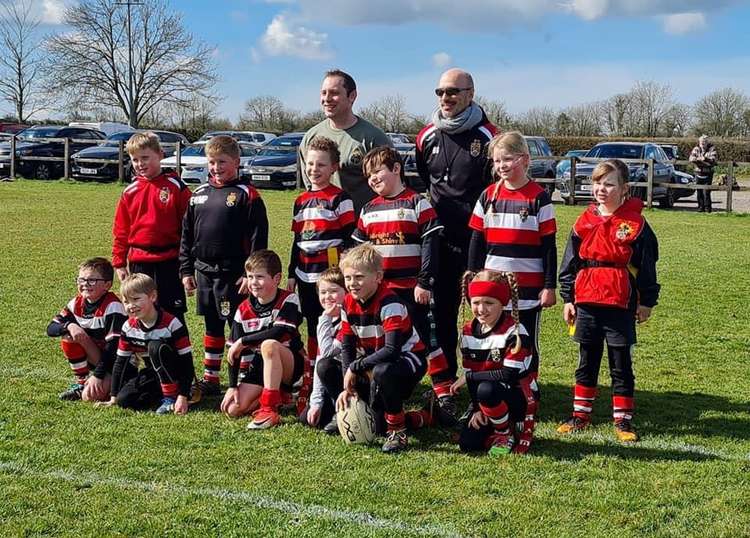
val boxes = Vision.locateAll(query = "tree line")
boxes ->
[1,0,749,140]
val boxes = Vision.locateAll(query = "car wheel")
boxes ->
[659,188,675,209]
[34,162,54,180]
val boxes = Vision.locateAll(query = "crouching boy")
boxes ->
[221,250,305,430]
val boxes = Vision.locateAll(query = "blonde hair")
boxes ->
[120,273,156,299]
[340,243,383,274]
[205,135,240,160]
[461,269,521,354]
[125,131,162,155]
[487,131,530,187]
[591,158,629,187]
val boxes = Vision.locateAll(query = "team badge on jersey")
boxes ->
[519,207,529,222]
[220,300,231,318]
[350,146,365,166]
[226,192,237,207]
[490,348,504,362]
[159,187,170,203]
[616,222,634,241]
[397,208,405,219]
[470,139,482,157]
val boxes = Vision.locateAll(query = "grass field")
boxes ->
[1,179,749,537]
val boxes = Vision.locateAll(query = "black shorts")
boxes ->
[129,258,187,315]
[195,268,245,320]
[239,347,305,392]
[573,304,636,347]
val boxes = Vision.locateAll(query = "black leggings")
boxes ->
[459,380,527,452]
[116,341,192,409]
[575,340,634,397]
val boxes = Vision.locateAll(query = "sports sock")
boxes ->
[60,340,89,384]
[202,334,225,384]
[573,384,597,420]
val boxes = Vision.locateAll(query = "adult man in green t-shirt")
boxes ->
[298,69,391,214]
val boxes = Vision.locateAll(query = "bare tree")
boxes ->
[628,81,676,137]
[661,103,691,137]
[238,95,299,133]
[0,0,49,122]
[44,0,217,127]
[475,96,510,129]
[693,88,749,137]
[359,94,410,132]
[511,107,556,136]
[561,102,602,136]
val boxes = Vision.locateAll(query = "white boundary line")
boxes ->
[0,461,464,537]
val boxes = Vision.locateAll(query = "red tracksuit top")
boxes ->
[112,172,192,268]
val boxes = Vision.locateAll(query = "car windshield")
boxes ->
[198,132,224,141]
[587,144,643,159]
[180,145,206,157]
[661,146,676,159]
[240,145,258,157]
[256,137,300,155]
[19,127,62,139]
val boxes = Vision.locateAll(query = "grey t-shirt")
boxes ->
[298,116,392,214]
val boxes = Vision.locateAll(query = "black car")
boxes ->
[71,130,188,182]
[524,136,556,194]
[244,133,303,189]
[0,125,106,180]
[558,142,680,208]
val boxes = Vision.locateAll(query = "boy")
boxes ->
[102,273,195,415]
[287,136,354,363]
[112,131,192,323]
[353,146,452,422]
[298,266,346,433]
[180,135,269,396]
[336,244,427,453]
[221,250,305,430]
[47,257,127,401]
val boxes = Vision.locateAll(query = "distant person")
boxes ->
[689,134,718,213]
[415,68,497,417]
[298,69,392,214]
[180,135,268,398]
[46,257,126,402]
[112,131,192,322]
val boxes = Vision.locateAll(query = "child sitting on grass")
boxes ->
[47,257,126,402]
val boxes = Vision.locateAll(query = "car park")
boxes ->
[558,141,684,207]
[71,130,188,182]
[243,132,303,189]
[556,149,589,181]
[524,135,556,194]
[387,132,411,145]
[160,141,260,184]
[197,130,276,145]
[0,125,106,180]
[656,143,695,201]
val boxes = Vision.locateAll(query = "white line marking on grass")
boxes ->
[0,461,464,538]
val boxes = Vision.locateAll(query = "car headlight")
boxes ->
[280,164,297,173]
[678,176,689,184]
[17,148,33,156]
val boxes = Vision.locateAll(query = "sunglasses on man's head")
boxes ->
[434,87,472,97]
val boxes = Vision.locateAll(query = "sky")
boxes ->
[10,0,750,123]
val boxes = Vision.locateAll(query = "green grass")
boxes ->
[1,179,749,537]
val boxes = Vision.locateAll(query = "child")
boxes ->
[467,131,557,435]
[298,267,346,433]
[103,273,195,415]
[353,146,451,420]
[112,131,192,323]
[180,135,269,396]
[47,257,127,401]
[451,270,535,456]
[335,244,428,453]
[221,250,305,430]
[557,159,660,442]
[287,136,354,363]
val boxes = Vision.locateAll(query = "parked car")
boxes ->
[71,130,188,182]
[656,143,695,201]
[555,149,589,182]
[159,141,260,184]
[243,132,303,189]
[197,130,276,146]
[524,135,556,194]
[0,123,28,134]
[0,125,106,180]
[68,121,134,137]
[387,132,411,145]
[558,141,686,207]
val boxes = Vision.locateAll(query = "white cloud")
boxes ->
[663,12,706,35]
[259,14,332,60]
[40,0,66,25]
[567,0,610,21]
[432,52,452,69]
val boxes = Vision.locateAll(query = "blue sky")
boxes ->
[12,0,750,122]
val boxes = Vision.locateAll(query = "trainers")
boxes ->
[556,415,591,434]
[156,397,176,415]
[488,432,515,456]
[59,383,84,401]
[381,429,408,454]
[193,379,221,397]
[247,407,281,430]
[614,419,639,443]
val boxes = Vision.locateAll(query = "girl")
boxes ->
[451,270,537,456]
[557,159,660,443]
[467,131,556,432]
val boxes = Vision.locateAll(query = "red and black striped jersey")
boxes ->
[352,188,442,289]
[231,289,303,353]
[52,292,126,348]
[460,316,532,380]
[340,285,425,357]
[117,309,192,366]
[469,180,557,309]
[290,185,355,282]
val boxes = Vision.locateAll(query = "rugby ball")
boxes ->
[337,396,376,444]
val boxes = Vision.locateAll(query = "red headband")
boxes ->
[468,280,510,305]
